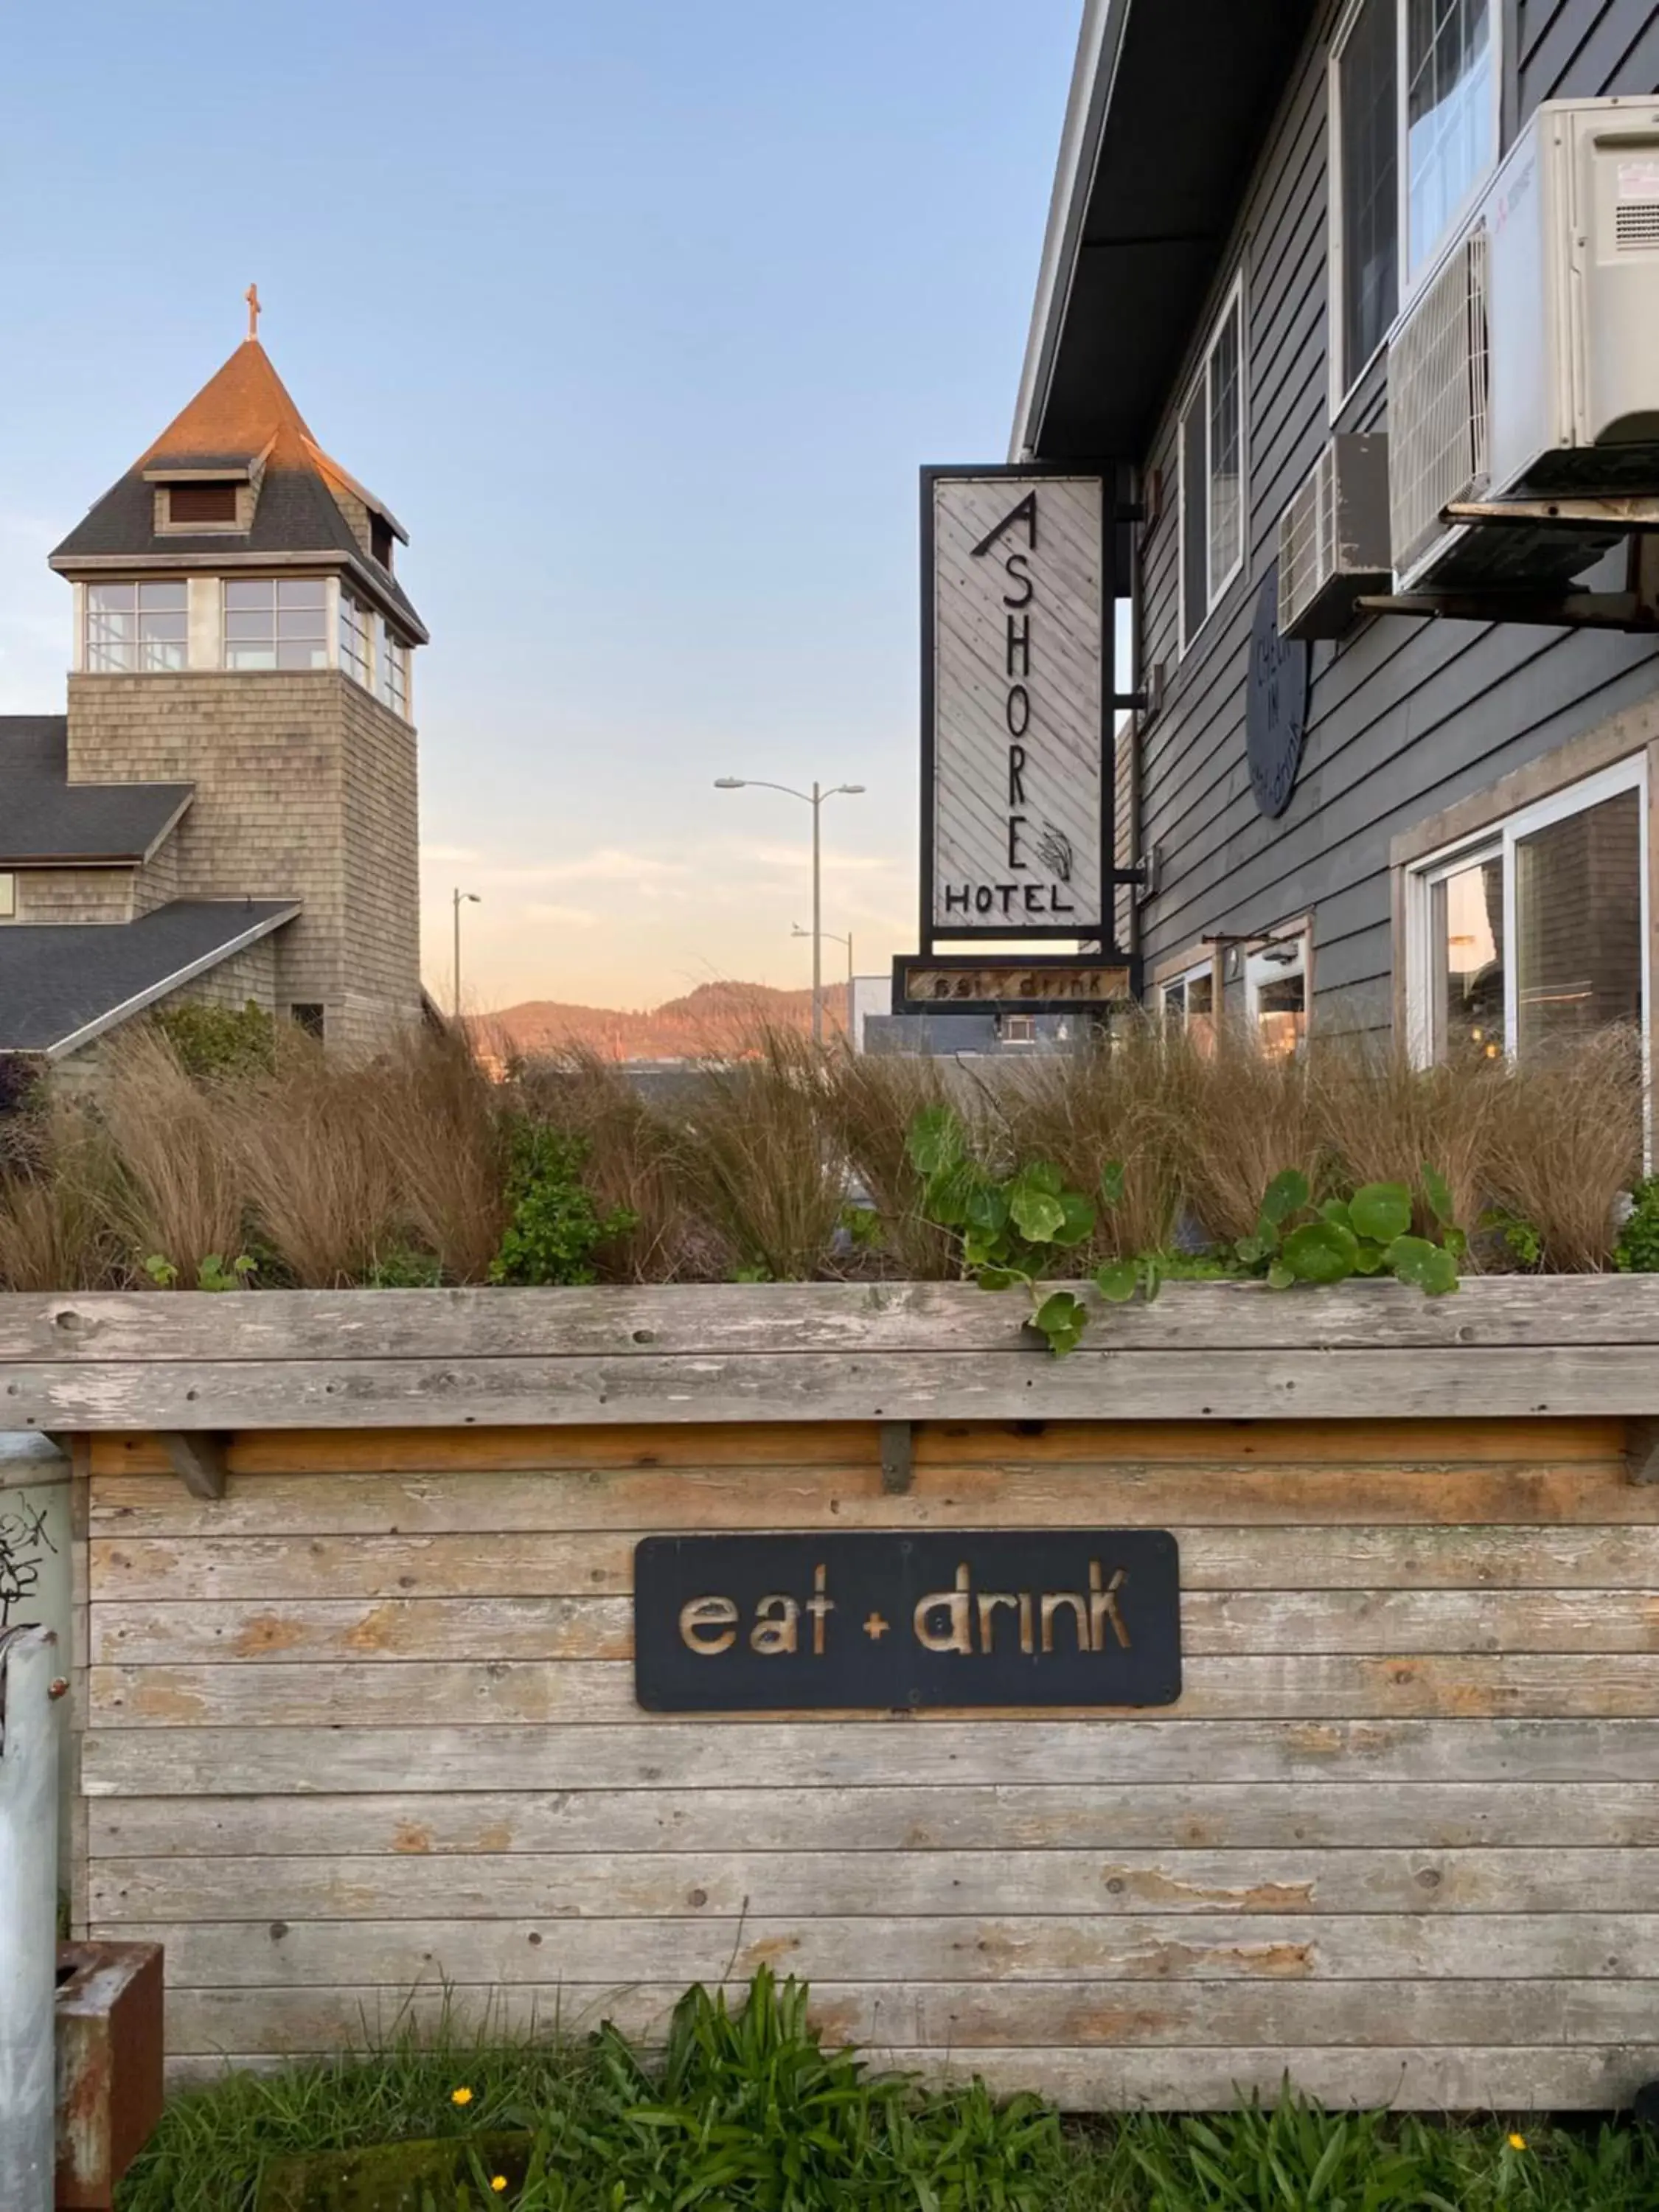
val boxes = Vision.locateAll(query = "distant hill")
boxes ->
[472,978,849,1062]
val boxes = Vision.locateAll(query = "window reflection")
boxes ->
[1430,852,1504,1060]
[1515,789,1642,1054]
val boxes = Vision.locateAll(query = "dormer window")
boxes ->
[223,579,328,669]
[169,482,239,526]
[370,514,394,571]
[86,581,187,672]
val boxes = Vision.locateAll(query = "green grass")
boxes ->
[117,1974,1659,2211]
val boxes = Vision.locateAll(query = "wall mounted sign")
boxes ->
[923,468,1108,939]
[1246,565,1310,820]
[893,954,1133,1014]
[633,1530,1181,1712]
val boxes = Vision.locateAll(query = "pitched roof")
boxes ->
[0,899,300,1054]
[0,717,192,865]
[49,340,427,642]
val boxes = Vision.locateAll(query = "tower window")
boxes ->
[169,482,239,525]
[224,578,328,669]
[338,588,372,689]
[377,622,409,717]
[86,581,188,672]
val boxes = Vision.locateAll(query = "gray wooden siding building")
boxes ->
[1015,0,1659,1053]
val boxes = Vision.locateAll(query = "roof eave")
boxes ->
[1009,0,1132,463]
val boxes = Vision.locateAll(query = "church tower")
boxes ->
[41,295,427,1048]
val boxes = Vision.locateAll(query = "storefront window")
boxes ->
[1411,762,1646,1065]
[1246,938,1307,1059]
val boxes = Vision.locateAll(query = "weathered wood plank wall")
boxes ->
[76,1412,1659,2110]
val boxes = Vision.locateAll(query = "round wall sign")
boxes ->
[1245,566,1310,820]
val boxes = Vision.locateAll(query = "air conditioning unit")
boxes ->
[1388,96,1659,594]
[1278,434,1391,638]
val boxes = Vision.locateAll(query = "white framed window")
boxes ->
[1405,757,1649,1065]
[337,588,372,690]
[85,581,188,673]
[1329,0,1498,409]
[998,1013,1037,1045]
[223,579,329,670]
[0,874,14,922]
[377,619,409,717]
[1178,272,1246,652]
[1245,932,1308,1060]
[1158,960,1217,1049]
[1404,0,1496,279]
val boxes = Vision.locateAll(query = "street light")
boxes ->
[715,777,866,1044]
[793,923,852,1023]
[452,887,481,1019]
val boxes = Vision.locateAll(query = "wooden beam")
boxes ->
[156,1433,227,1501]
[880,1422,914,1495]
[1627,1419,1659,1485]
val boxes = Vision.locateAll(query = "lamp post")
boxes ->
[793,922,852,1029]
[452,888,481,1019]
[714,776,865,1044]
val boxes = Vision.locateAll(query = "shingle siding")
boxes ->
[1129,0,1659,1031]
[67,670,421,1040]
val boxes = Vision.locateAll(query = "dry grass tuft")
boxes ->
[1307,1039,1500,1242]
[230,1047,408,1287]
[818,1045,956,1279]
[99,1029,248,1283]
[0,1102,123,1291]
[989,1020,1193,1262]
[675,1027,845,1281]
[1162,1025,1324,1247]
[369,1026,510,1283]
[1480,1027,1645,1273]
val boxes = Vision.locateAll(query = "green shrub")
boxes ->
[152,1000,277,1080]
[1615,1178,1659,1273]
[487,1121,636,1287]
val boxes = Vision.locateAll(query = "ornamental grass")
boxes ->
[0,1009,1646,1290]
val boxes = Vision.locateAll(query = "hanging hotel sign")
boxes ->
[923,468,1108,939]
[893,953,1132,1015]
[633,1530,1181,1712]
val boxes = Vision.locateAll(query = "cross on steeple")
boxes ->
[244,282,261,341]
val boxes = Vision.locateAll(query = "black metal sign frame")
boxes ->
[891,951,1139,1016]
[634,1529,1181,1712]
[919,462,1138,959]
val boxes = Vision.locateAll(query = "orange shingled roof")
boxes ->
[140,338,317,466]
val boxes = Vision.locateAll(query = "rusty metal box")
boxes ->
[55,1941,164,2210]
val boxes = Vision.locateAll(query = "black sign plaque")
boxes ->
[1245,566,1310,821]
[633,1530,1181,1712]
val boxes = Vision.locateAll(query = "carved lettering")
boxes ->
[679,1596,737,1655]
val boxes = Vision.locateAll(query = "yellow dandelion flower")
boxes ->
[1508,2132,1527,2152]
[490,2181,508,2196]
[451,2086,473,2107]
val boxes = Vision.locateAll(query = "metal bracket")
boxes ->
[880,1422,914,1495]
[156,1433,228,1501]
[1357,496,1659,634]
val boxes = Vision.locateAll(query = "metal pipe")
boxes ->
[810,782,823,1047]
[0,1624,61,2212]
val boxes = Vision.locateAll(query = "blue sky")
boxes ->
[0,0,1079,1009]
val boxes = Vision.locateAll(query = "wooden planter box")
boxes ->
[10,1278,1659,2112]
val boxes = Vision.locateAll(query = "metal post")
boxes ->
[810,782,823,1047]
[0,1624,61,2212]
